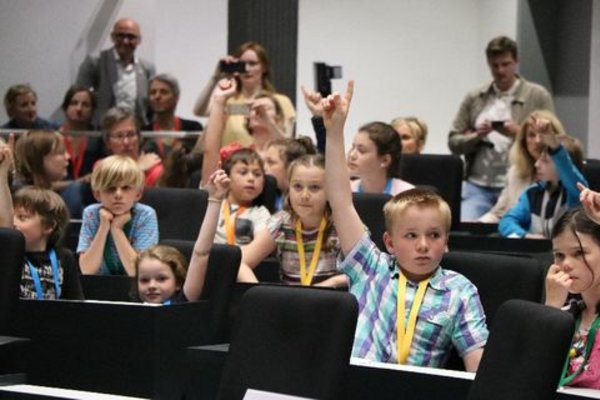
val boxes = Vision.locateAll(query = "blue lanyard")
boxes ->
[25,248,61,300]
[275,194,284,211]
[358,178,392,195]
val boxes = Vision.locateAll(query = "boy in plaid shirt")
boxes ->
[322,81,488,371]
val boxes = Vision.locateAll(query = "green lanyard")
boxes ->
[102,219,133,275]
[560,315,600,386]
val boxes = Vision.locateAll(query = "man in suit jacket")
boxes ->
[76,18,155,126]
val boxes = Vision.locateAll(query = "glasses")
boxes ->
[109,131,138,142]
[113,32,140,42]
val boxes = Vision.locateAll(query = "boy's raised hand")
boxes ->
[206,169,230,200]
[321,80,354,132]
[214,78,237,104]
[578,182,600,225]
[544,264,572,308]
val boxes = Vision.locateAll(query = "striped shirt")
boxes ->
[267,211,341,285]
[340,233,488,367]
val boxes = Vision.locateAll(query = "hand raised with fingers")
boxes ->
[301,85,324,117]
[321,80,354,132]
[544,263,572,308]
[213,78,238,105]
[206,169,230,200]
[578,182,600,225]
[0,145,13,176]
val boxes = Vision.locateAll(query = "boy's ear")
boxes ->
[135,186,144,201]
[93,190,102,202]
[42,221,56,237]
[383,231,395,254]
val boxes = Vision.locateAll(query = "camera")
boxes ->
[220,61,247,74]
[491,120,505,131]
[314,62,343,97]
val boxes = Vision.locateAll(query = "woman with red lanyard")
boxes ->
[59,86,106,181]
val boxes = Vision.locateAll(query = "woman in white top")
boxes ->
[347,121,414,196]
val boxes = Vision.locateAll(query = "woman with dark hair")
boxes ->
[193,42,296,146]
[59,86,106,180]
[347,121,414,195]
[545,186,600,389]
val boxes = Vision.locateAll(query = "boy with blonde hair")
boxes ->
[323,81,488,371]
[78,155,158,276]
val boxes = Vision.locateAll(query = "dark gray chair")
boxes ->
[141,187,207,241]
[467,299,574,400]
[352,192,391,251]
[217,285,358,400]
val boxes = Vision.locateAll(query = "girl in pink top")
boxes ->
[546,185,600,389]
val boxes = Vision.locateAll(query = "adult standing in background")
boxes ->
[193,42,296,146]
[142,73,203,159]
[76,17,155,126]
[448,36,554,221]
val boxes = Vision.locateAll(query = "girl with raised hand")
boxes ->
[545,191,600,388]
[135,169,230,304]
[239,154,346,287]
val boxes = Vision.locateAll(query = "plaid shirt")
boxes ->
[340,233,488,368]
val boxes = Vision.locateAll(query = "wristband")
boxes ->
[208,197,223,204]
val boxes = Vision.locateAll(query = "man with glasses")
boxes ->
[100,106,163,187]
[76,18,155,126]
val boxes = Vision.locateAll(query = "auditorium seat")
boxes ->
[352,192,391,251]
[141,187,207,241]
[582,158,600,191]
[217,285,358,400]
[400,154,463,229]
[0,228,29,377]
[467,299,574,400]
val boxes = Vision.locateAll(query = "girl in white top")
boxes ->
[348,121,414,195]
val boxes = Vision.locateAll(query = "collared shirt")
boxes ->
[340,232,488,367]
[113,49,138,112]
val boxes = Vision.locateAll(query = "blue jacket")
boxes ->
[499,145,587,238]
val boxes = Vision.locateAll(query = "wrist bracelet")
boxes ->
[208,197,223,204]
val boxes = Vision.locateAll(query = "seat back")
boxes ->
[442,251,545,327]
[161,240,240,343]
[467,299,574,400]
[217,285,358,400]
[352,192,391,251]
[141,187,207,241]
[400,154,463,229]
[0,228,25,334]
[583,158,600,191]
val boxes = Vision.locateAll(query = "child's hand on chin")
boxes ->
[111,212,132,229]
[99,208,114,224]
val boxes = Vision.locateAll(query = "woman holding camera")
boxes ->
[193,42,295,146]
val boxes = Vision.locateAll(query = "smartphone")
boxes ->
[220,61,247,74]
[491,120,505,130]
[227,103,250,116]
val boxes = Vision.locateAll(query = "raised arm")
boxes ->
[578,182,600,225]
[0,143,13,227]
[322,81,364,255]
[193,56,236,116]
[184,169,230,301]
[200,79,237,186]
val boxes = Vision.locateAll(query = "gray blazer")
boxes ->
[75,48,155,126]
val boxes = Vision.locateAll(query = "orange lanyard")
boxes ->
[223,200,246,245]
[295,217,327,286]
[152,117,181,157]
[397,274,430,364]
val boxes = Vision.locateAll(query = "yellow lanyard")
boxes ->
[397,273,430,364]
[295,217,327,286]
[223,200,246,245]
